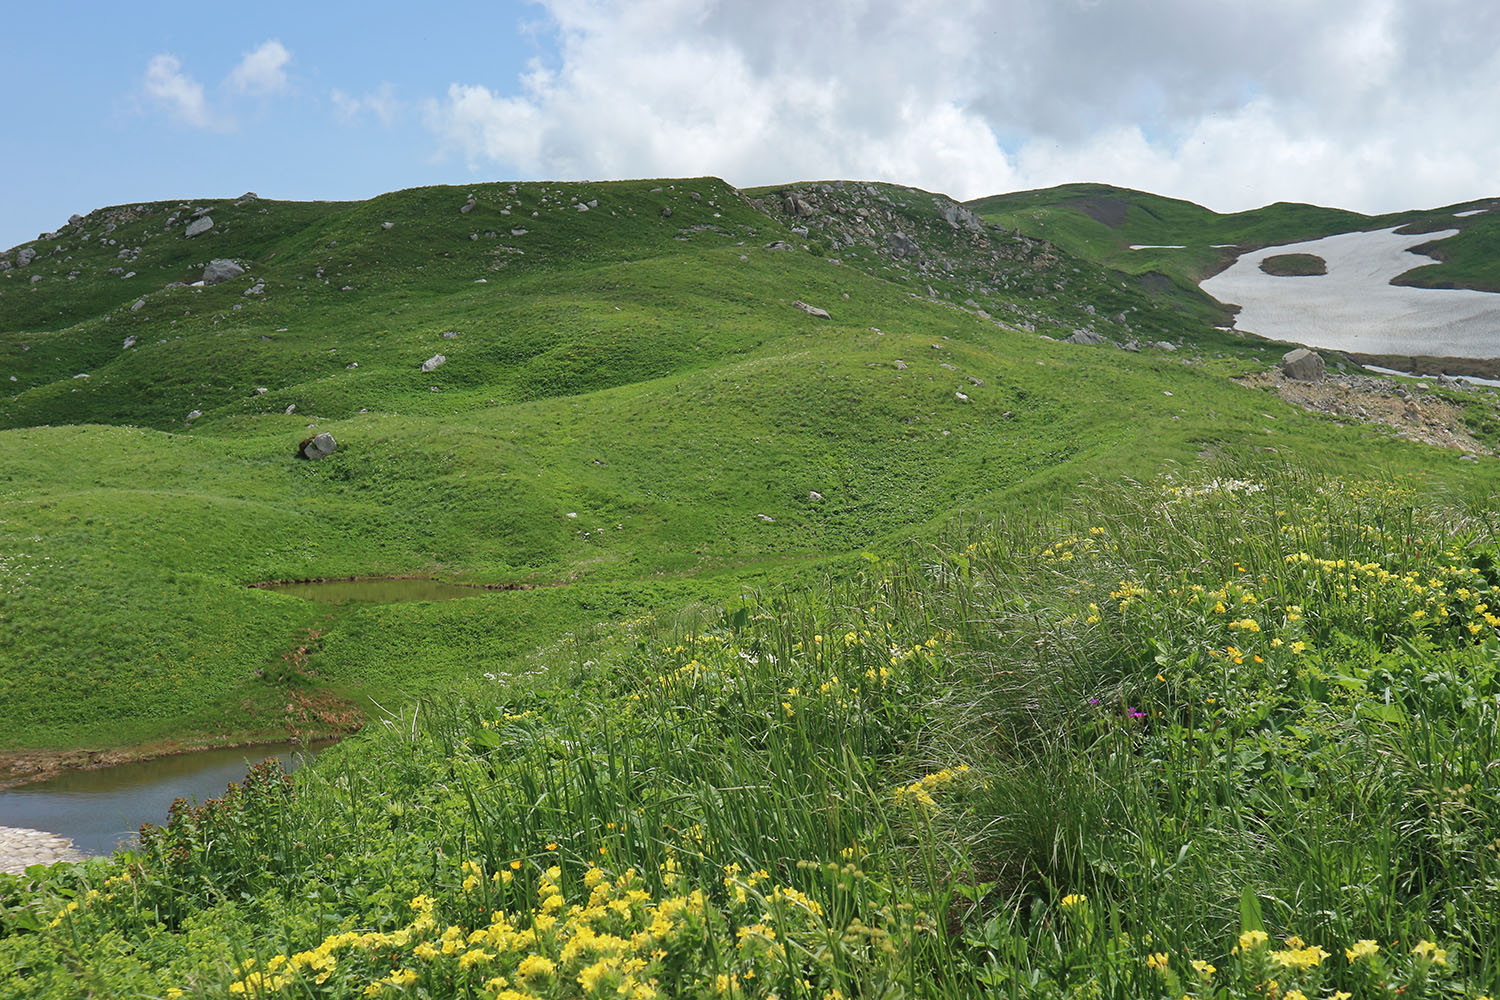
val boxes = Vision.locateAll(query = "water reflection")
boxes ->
[0,743,327,857]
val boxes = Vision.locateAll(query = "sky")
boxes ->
[4,0,1499,251]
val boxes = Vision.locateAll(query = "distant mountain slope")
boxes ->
[967,181,1500,295]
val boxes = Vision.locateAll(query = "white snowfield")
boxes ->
[1201,226,1500,358]
[1455,209,1487,218]
[1128,244,1186,249]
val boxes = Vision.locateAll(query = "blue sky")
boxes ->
[2,1,555,248]
[5,1,1499,252]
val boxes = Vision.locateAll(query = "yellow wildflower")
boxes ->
[1345,939,1378,962]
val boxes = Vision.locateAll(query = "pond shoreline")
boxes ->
[0,734,344,791]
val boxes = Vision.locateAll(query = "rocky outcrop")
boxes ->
[1065,329,1107,345]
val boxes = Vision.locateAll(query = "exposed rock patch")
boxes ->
[1239,369,1494,454]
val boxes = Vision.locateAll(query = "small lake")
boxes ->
[0,743,326,857]
[257,578,485,603]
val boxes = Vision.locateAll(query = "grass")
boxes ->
[1259,253,1327,276]
[8,176,1478,753]
[4,463,1498,998]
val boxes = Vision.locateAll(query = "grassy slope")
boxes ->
[1,178,1493,752]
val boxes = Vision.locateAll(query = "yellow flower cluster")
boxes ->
[892,764,971,809]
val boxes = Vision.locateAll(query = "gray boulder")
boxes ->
[884,231,920,258]
[460,195,477,214]
[792,300,831,319]
[421,354,447,372]
[1281,347,1325,382]
[243,282,265,296]
[1065,330,1107,345]
[17,248,36,267]
[184,216,214,238]
[202,259,245,285]
[130,298,146,312]
[763,240,794,250]
[299,432,338,460]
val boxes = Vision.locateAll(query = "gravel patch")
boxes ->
[0,825,85,874]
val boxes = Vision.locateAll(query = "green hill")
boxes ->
[4,175,1500,1000]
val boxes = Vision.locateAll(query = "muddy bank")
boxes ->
[0,733,348,791]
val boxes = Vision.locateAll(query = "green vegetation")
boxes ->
[1260,253,1327,277]
[5,466,1499,997]
[3,176,1500,996]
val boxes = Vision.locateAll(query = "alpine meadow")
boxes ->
[4,173,1500,1000]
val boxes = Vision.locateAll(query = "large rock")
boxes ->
[1281,347,1325,382]
[421,354,447,372]
[792,300,831,319]
[202,259,245,285]
[184,216,214,238]
[884,231,920,259]
[16,248,35,267]
[298,432,338,460]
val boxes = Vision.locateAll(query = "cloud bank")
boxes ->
[422,0,1500,212]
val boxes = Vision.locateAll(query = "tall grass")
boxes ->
[5,463,1499,998]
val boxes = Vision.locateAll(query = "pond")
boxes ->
[256,577,487,603]
[0,743,327,857]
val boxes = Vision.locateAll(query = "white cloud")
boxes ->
[332,83,401,126]
[143,54,226,130]
[227,40,291,96]
[421,0,1500,213]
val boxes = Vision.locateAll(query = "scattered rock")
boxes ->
[1152,341,1178,351]
[955,391,970,402]
[966,375,984,386]
[421,354,447,372]
[298,432,338,461]
[254,387,268,395]
[894,360,908,370]
[792,301,831,319]
[345,362,359,369]
[68,213,83,226]
[660,208,673,218]
[122,335,136,349]
[235,191,258,205]
[284,403,297,415]
[130,298,146,312]
[1460,454,1480,463]
[809,491,823,501]
[381,221,394,230]
[1121,339,1141,352]
[184,216,214,238]
[441,331,460,339]
[1281,347,1326,382]
[16,248,35,267]
[202,259,245,285]
[243,282,265,296]
[763,240,794,251]
[460,196,477,214]
[186,409,202,421]
[756,513,776,522]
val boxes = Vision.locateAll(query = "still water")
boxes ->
[258,578,484,603]
[0,743,325,857]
